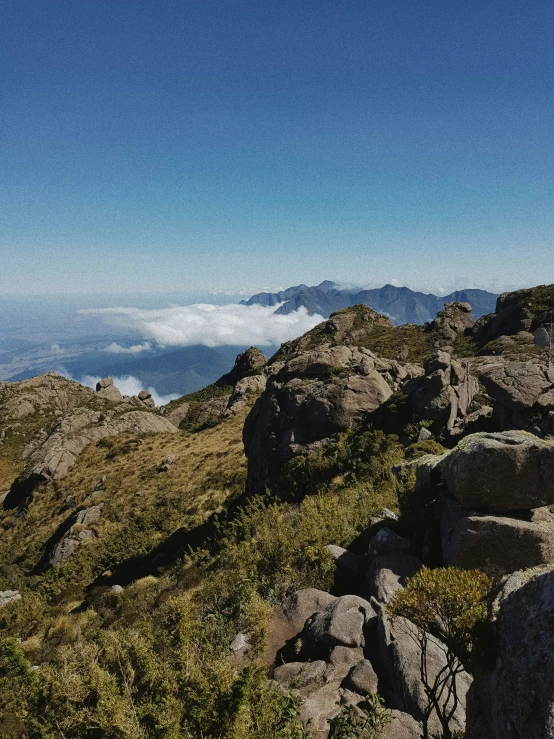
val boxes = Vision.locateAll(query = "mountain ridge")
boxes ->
[241,280,498,325]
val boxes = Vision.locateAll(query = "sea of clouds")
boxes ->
[81,303,323,349]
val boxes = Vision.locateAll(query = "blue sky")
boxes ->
[1,0,553,295]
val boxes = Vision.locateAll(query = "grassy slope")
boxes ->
[0,406,249,595]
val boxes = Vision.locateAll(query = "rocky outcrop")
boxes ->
[95,377,124,402]
[216,347,267,387]
[5,408,178,508]
[378,607,471,736]
[43,504,104,569]
[466,566,554,739]
[440,431,554,511]
[441,497,554,577]
[244,345,413,493]
[429,301,475,347]
[472,285,554,345]
[0,372,97,420]
[405,349,479,434]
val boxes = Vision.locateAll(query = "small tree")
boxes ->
[388,566,492,739]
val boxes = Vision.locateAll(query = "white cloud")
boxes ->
[104,341,152,354]
[80,303,323,348]
[80,374,179,407]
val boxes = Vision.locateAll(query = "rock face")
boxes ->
[429,301,475,347]
[466,566,554,739]
[378,608,471,737]
[216,347,267,387]
[43,504,104,569]
[472,285,554,344]
[244,345,411,493]
[440,431,554,511]
[5,408,178,508]
[0,372,98,420]
[405,350,479,433]
[441,498,554,577]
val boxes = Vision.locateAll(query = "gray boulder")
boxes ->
[273,660,327,692]
[324,646,364,682]
[324,545,365,590]
[466,565,554,739]
[441,497,554,577]
[367,552,421,604]
[440,430,554,511]
[298,681,342,739]
[344,659,379,695]
[282,589,337,633]
[380,710,422,739]
[378,607,471,736]
[304,595,376,649]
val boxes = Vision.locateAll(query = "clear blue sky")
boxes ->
[1,0,553,296]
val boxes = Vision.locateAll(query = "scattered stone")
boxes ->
[418,427,433,441]
[0,590,21,608]
[159,455,176,472]
[230,633,249,652]
[110,584,124,594]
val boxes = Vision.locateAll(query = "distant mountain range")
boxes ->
[241,281,498,325]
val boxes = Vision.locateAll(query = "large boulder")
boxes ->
[466,565,554,739]
[378,607,471,736]
[303,595,376,649]
[441,497,554,577]
[440,431,554,511]
[477,359,554,413]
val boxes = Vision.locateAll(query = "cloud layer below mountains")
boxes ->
[81,303,323,348]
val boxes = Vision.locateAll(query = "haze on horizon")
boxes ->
[1,0,553,296]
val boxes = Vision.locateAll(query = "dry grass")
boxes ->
[0,406,250,586]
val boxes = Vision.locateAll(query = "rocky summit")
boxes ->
[1,284,554,738]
